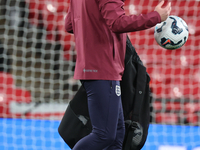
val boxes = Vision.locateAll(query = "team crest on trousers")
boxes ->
[115,85,121,96]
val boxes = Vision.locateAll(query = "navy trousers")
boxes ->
[72,80,125,150]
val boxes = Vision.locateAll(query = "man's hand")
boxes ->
[155,0,171,22]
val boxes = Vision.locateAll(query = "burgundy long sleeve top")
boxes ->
[65,0,161,80]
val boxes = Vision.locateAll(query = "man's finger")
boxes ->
[166,2,171,10]
[158,0,165,7]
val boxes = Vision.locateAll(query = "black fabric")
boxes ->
[58,36,151,150]
[121,36,151,150]
[58,86,92,149]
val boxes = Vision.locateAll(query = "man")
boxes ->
[65,0,171,149]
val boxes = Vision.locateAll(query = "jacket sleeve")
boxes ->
[65,6,73,34]
[97,0,161,33]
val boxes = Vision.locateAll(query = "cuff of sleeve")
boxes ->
[153,11,162,23]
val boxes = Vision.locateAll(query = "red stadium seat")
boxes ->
[0,87,32,103]
[180,113,200,125]
[0,72,32,118]
[57,15,75,60]
[155,112,179,124]
[0,72,31,102]
[152,100,200,125]
[0,72,14,87]
[153,67,200,100]
[175,50,200,67]
[147,65,193,99]
[164,77,200,100]
[26,0,74,60]
[125,0,200,17]
[26,0,45,27]
[0,87,32,118]
[141,48,182,65]
[153,101,184,112]
[186,17,200,36]
[184,102,200,113]
[172,1,200,17]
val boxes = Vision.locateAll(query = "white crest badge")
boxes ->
[115,85,121,96]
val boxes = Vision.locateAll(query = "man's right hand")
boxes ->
[155,0,171,22]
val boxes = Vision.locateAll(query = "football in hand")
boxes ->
[154,15,189,50]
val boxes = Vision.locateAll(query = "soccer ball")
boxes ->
[154,15,189,50]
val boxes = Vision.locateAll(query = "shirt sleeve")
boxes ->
[65,6,73,33]
[98,0,161,33]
